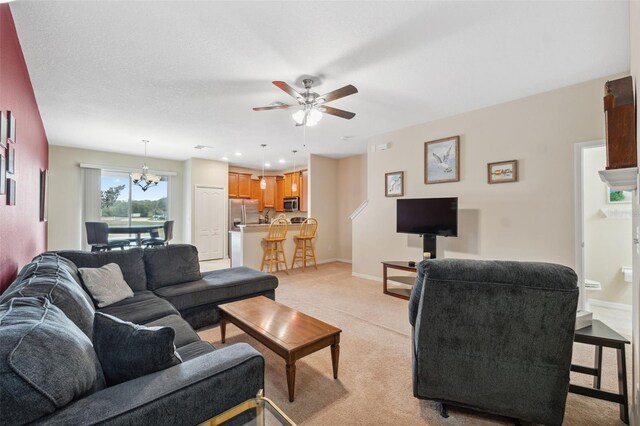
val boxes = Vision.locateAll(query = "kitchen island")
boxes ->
[230,224,304,271]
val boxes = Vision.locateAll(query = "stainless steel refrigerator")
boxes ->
[229,199,260,228]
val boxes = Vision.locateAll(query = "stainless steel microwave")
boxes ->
[283,197,299,212]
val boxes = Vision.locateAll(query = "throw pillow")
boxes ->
[93,312,182,386]
[79,263,133,308]
[0,297,106,425]
[143,244,201,290]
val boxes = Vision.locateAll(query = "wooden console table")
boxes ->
[381,261,417,300]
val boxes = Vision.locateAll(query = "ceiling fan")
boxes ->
[253,79,358,127]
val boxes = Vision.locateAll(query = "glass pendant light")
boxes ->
[260,144,267,190]
[291,150,298,192]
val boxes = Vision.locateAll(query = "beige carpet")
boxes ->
[198,262,631,426]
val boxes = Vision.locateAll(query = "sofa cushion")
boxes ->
[98,290,179,324]
[93,312,182,386]
[79,263,134,308]
[18,252,85,289]
[57,248,147,292]
[154,267,278,311]
[143,314,200,348]
[0,297,106,425]
[176,341,216,362]
[0,255,96,339]
[143,244,201,290]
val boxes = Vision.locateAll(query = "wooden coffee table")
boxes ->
[218,296,341,402]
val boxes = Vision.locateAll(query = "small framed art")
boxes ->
[385,171,404,197]
[0,112,6,149]
[488,160,518,184]
[425,136,460,184]
[7,111,16,143]
[0,154,5,195]
[7,178,15,205]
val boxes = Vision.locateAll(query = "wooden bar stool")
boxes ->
[260,217,289,274]
[291,218,318,271]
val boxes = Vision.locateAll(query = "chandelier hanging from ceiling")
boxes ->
[130,140,161,191]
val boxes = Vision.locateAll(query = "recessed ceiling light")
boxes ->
[265,162,271,167]
[279,159,286,164]
[221,157,229,161]
[235,152,242,156]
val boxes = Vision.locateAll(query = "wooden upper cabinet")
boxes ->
[284,174,292,197]
[237,174,251,198]
[299,170,308,212]
[261,176,277,208]
[291,172,301,197]
[229,172,252,198]
[275,177,285,211]
[251,179,263,211]
[228,173,239,198]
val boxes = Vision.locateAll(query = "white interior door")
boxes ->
[194,186,224,260]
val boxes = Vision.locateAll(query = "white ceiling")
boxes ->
[11,1,630,171]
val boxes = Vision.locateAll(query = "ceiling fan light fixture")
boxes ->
[307,108,323,126]
[292,109,305,125]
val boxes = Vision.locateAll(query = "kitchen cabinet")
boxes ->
[228,172,252,198]
[276,177,285,211]
[299,170,308,212]
[283,172,301,198]
[261,176,277,208]
[251,179,263,211]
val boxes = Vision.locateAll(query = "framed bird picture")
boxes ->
[425,136,460,184]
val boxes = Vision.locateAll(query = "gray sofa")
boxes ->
[0,244,279,425]
[409,259,579,426]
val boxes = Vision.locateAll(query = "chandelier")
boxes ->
[130,140,161,191]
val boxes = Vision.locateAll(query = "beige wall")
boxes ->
[48,145,184,250]
[309,154,339,262]
[583,145,632,305]
[353,77,611,279]
[337,155,367,261]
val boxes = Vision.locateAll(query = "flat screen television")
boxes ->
[396,197,458,237]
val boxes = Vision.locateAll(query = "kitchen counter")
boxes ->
[229,223,306,270]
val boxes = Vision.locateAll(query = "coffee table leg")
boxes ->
[220,318,226,344]
[286,362,296,402]
[331,340,340,379]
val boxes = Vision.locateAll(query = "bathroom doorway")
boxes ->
[577,141,632,336]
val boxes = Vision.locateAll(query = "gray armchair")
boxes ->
[409,259,579,425]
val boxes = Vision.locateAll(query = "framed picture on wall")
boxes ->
[425,136,460,184]
[607,187,632,203]
[7,178,15,205]
[7,146,15,174]
[487,160,518,184]
[0,111,6,150]
[40,169,49,222]
[7,111,16,144]
[385,171,404,197]
[0,153,5,195]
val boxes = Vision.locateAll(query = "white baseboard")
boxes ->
[587,298,632,312]
[335,258,352,264]
[351,272,381,282]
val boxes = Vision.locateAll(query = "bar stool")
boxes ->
[291,218,318,271]
[260,217,289,274]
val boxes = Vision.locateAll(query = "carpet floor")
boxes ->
[198,262,631,426]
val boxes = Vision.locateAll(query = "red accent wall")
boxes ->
[0,5,48,292]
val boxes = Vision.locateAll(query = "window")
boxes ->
[100,171,168,228]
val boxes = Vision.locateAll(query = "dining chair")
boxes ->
[85,222,130,252]
[142,220,174,247]
[260,217,289,274]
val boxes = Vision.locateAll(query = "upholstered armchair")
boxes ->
[409,259,579,425]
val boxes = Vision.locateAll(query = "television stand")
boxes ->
[381,261,417,300]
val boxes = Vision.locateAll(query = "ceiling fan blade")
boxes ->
[316,85,358,104]
[273,81,305,103]
[252,104,293,111]
[321,106,356,120]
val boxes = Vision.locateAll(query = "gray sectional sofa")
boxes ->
[0,244,279,425]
